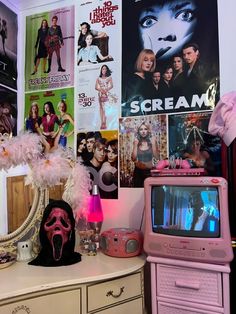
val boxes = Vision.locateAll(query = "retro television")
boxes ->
[144,176,234,264]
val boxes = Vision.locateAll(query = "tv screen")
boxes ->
[152,185,220,238]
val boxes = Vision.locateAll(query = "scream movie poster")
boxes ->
[121,0,220,117]
[25,6,74,92]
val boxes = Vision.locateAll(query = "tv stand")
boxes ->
[147,256,231,314]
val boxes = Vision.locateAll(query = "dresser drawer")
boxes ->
[0,289,81,314]
[87,272,142,312]
[96,297,143,314]
[158,301,219,314]
[156,264,222,307]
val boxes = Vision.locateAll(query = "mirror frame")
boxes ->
[0,187,48,255]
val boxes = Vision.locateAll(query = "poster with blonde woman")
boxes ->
[77,63,119,131]
[122,0,220,116]
[119,115,167,187]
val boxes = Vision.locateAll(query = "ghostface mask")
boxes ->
[44,207,72,261]
[29,200,81,267]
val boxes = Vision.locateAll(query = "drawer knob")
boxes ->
[106,286,125,298]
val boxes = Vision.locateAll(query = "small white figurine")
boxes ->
[17,240,34,262]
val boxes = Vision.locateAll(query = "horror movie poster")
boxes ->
[168,111,222,176]
[0,2,17,89]
[121,0,219,117]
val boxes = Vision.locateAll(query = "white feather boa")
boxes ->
[63,159,92,219]
[0,131,42,171]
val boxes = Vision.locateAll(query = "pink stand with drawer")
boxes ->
[147,256,230,314]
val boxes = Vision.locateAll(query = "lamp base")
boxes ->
[88,222,102,234]
[88,222,103,249]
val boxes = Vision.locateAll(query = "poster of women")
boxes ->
[24,87,74,153]
[121,0,220,117]
[25,6,74,92]
[168,111,221,176]
[0,2,17,90]
[119,115,167,188]
[77,63,119,131]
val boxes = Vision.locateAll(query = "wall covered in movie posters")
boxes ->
[0,1,18,137]
[120,0,221,188]
[22,0,221,197]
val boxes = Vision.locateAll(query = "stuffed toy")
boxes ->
[29,200,81,266]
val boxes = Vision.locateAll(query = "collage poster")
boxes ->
[24,87,74,152]
[76,0,120,131]
[25,6,75,91]
[121,0,220,116]
[0,1,17,90]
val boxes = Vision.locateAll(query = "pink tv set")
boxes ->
[144,176,234,264]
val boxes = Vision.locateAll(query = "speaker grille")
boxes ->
[209,249,227,258]
[126,240,138,253]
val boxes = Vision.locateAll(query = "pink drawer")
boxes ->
[156,264,222,307]
[158,301,220,314]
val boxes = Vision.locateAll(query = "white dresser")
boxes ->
[0,253,146,314]
[147,256,231,314]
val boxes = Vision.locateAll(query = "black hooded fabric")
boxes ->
[29,199,82,267]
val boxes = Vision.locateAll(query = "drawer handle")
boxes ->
[106,286,125,298]
[175,280,200,290]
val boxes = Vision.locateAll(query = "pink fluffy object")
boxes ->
[0,132,42,171]
[27,148,72,188]
[62,160,92,220]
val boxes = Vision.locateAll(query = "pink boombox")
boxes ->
[100,228,143,257]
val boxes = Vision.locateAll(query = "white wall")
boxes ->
[1,0,236,234]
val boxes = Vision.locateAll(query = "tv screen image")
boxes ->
[144,176,234,264]
[152,185,220,238]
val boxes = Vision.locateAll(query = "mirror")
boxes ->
[0,165,34,236]
[0,184,47,255]
[0,169,66,254]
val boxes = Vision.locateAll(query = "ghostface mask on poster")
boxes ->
[29,200,81,267]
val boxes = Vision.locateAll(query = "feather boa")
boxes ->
[1,132,91,217]
[25,147,72,188]
[0,131,42,171]
[63,158,92,220]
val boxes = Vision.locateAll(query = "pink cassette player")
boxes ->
[100,228,143,257]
